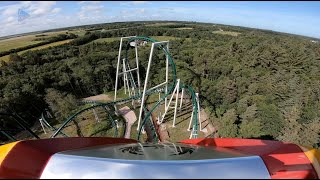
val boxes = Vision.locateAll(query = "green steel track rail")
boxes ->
[41,112,68,137]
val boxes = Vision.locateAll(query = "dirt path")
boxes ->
[118,106,137,139]
[83,94,112,102]
[199,108,216,137]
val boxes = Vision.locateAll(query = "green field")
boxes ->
[150,36,179,41]
[0,30,76,53]
[212,30,241,36]
[93,37,119,43]
[21,39,72,51]
[145,22,178,27]
[67,29,87,36]
[175,27,193,30]
[0,39,72,62]
[93,36,179,43]
[0,35,40,53]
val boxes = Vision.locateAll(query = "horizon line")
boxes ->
[1,20,319,40]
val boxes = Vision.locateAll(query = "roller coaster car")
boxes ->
[0,137,319,179]
[129,40,147,47]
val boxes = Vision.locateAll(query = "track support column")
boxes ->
[196,93,202,131]
[114,37,123,106]
[172,79,180,127]
[165,43,169,107]
[135,39,141,95]
[179,88,184,111]
[188,107,194,131]
[137,43,155,131]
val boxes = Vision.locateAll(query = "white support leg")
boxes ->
[189,125,195,139]
[172,142,178,154]
[165,44,169,107]
[93,109,100,123]
[114,38,123,103]
[123,58,131,96]
[137,43,155,131]
[123,60,127,95]
[115,119,119,128]
[122,59,127,95]
[172,79,180,127]
[135,40,141,95]
[196,93,202,131]
[188,108,194,131]
[158,80,180,124]
[46,111,53,118]
[39,118,47,134]
[179,88,184,111]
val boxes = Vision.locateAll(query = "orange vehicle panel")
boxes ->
[180,138,318,179]
[0,137,137,178]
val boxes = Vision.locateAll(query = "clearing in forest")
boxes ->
[212,30,241,36]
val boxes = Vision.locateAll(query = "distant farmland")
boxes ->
[0,29,85,53]
[212,30,241,36]
[0,39,72,62]
[0,29,86,62]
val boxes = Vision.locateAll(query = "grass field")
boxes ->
[150,36,178,41]
[0,35,40,53]
[68,29,87,36]
[93,37,119,43]
[212,30,241,36]
[21,39,72,51]
[175,27,193,30]
[93,36,179,43]
[0,39,72,62]
[0,29,85,54]
[145,22,178,27]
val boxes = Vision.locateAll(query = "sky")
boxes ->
[0,1,319,38]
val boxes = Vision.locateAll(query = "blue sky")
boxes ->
[0,1,319,38]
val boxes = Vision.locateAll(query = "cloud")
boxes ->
[78,1,101,4]
[27,1,57,16]
[139,8,145,13]
[77,3,105,22]
[81,5,104,12]
[1,4,21,16]
[0,1,57,17]
[51,8,61,14]
[120,1,150,6]
[0,1,62,36]
[4,16,15,24]
[120,8,147,18]
[132,1,148,5]
[0,1,319,39]
[0,1,58,22]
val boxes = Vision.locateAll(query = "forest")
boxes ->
[0,21,320,147]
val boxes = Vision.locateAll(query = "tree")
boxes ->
[9,53,22,62]
[278,105,320,147]
[217,109,238,138]
[238,104,264,138]
[215,76,238,105]
[44,88,78,122]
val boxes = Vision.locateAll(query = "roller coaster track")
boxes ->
[51,103,119,138]
[0,112,40,140]
[50,36,199,142]
[142,106,158,143]
[40,112,68,137]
